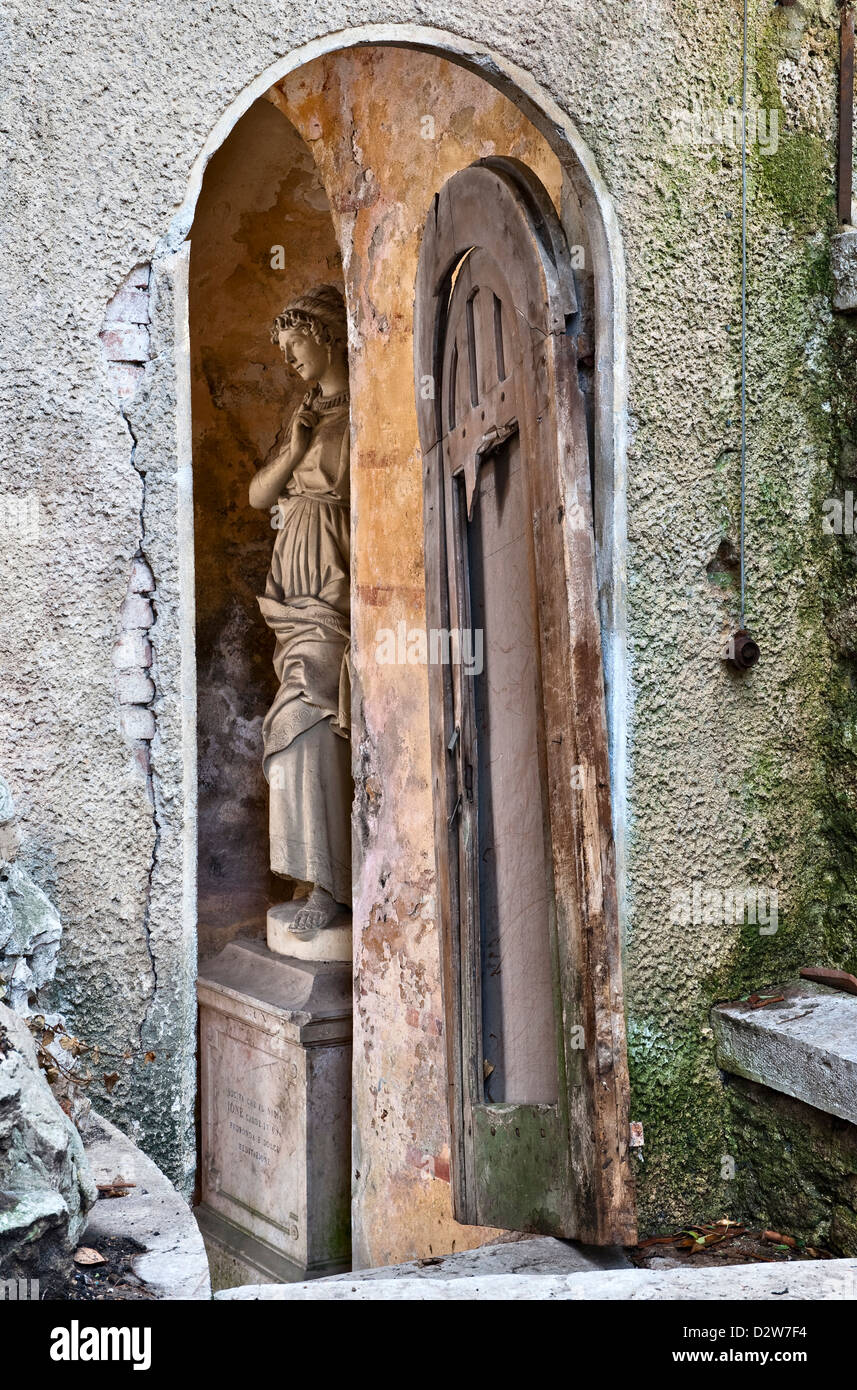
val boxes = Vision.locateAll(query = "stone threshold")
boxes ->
[712,979,857,1126]
[215,1245,857,1301]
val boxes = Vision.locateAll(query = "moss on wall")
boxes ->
[726,1076,857,1254]
[627,0,857,1238]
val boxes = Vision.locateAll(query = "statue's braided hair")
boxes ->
[271,283,347,348]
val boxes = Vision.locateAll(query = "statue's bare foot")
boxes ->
[290,885,340,939]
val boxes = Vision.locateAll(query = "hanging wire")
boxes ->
[740,0,749,628]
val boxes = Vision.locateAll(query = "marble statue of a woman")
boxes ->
[249,285,352,938]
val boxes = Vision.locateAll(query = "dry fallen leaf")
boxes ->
[103,1072,119,1094]
[74,1247,106,1266]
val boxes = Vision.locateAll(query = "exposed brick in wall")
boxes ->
[102,267,158,773]
[113,555,157,771]
[101,265,151,400]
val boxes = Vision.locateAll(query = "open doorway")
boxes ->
[186,42,631,1274]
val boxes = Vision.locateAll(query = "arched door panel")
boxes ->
[415,158,635,1243]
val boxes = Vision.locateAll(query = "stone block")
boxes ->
[197,939,351,1286]
[120,706,156,741]
[103,287,151,325]
[106,362,145,399]
[712,981,857,1124]
[128,557,155,594]
[112,631,152,670]
[132,745,151,781]
[832,227,857,313]
[120,593,153,630]
[114,668,155,705]
[124,265,151,290]
[99,323,149,362]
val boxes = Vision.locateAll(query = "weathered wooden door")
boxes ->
[414,158,636,1244]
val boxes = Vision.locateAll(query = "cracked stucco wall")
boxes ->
[1,0,856,1240]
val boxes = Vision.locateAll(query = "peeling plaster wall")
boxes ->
[1,1,855,1240]
[271,47,563,1266]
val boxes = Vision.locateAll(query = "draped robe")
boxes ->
[257,386,352,905]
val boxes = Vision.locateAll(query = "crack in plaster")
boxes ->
[119,397,161,1046]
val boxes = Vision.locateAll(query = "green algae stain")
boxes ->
[628,6,857,1238]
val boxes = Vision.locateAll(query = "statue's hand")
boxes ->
[290,408,316,459]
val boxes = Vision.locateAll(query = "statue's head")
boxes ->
[271,284,348,386]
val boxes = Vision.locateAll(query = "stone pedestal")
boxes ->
[196,937,351,1287]
[267,901,352,962]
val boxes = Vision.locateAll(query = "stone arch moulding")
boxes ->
[134,29,631,1237]
[160,22,632,945]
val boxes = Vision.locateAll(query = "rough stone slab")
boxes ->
[323,1236,631,1281]
[0,1003,96,1294]
[79,1109,210,1301]
[216,1258,857,1300]
[712,981,857,1124]
[832,227,857,312]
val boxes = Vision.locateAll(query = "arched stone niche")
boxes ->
[187,42,621,1266]
[190,100,342,957]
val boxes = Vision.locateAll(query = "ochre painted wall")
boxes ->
[269,47,562,1265]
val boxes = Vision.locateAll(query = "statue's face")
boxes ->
[278,326,328,384]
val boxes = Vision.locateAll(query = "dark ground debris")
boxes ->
[630,1220,836,1269]
[60,1234,156,1301]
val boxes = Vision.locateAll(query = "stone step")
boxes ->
[216,1255,857,1301]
